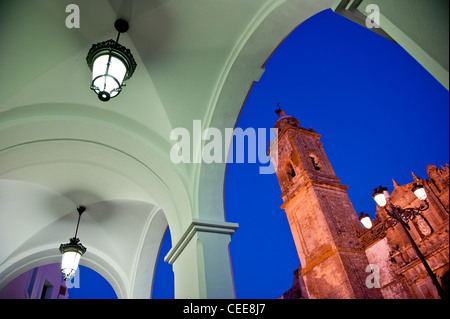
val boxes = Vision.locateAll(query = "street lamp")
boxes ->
[371,185,390,207]
[59,206,87,281]
[412,182,428,201]
[359,212,372,229]
[360,184,447,298]
[86,19,137,102]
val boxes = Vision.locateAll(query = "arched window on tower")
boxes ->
[286,162,296,179]
[309,154,321,171]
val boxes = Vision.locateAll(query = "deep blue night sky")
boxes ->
[69,9,449,299]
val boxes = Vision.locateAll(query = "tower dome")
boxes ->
[274,104,301,132]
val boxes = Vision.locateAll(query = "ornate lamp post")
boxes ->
[59,206,87,281]
[360,184,447,298]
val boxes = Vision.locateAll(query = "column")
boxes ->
[165,219,239,298]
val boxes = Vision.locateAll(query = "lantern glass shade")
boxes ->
[359,212,373,229]
[361,216,373,229]
[86,39,137,102]
[92,54,127,100]
[372,186,389,207]
[59,237,86,281]
[412,184,427,200]
[61,251,81,281]
[373,192,387,207]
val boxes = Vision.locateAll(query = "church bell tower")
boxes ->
[270,108,382,299]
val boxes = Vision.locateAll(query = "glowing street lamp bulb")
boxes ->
[59,206,86,281]
[91,55,127,100]
[373,193,387,207]
[61,251,81,280]
[412,183,427,201]
[359,212,373,229]
[372,186,389,207]
[59,237,86,281]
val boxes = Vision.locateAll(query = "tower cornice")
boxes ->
[269,126,321,155]
[280,176,349,209]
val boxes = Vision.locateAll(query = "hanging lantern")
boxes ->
[59,206,87,281]
[59,237,86,281]
[86,19,137,101]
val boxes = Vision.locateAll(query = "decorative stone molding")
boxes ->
[165,219,239,264]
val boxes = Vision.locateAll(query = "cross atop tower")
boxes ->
[275,102,286,117]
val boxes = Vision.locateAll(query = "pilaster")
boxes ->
[165,219,239,298]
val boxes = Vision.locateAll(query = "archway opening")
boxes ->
[225,6,448,299]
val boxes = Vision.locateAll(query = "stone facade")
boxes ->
[278,267,309,299]
[273,109,449,299]
[271,109,382,299]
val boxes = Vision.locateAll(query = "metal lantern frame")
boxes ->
[86,19,137,102]
[59,206,87,281]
